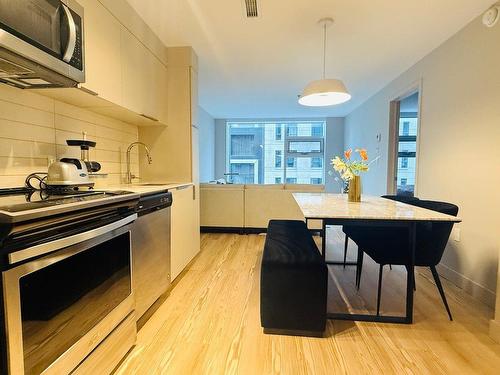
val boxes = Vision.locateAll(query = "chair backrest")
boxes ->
[415,200,459,266]
[381,194,420,205]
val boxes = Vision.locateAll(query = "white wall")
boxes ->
[198,106,215,182]
[214,119,227,180]
[324,118,345,193]
[344,14,500,307]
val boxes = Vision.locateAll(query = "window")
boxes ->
[311,124,323,137]
[402,121,410,136]
[231,134,255,156]
[275,125,282,140]
[401,178,407,186]
[226,121,325,185]
[286,123,298,137]
[275,150,282,168]
[311,157,322,168]
[229,160,259,184]
[401,157,408,168]
[287,140,322,154]
[310,178,322,185]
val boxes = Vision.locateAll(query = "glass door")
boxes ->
[391,91,419,196]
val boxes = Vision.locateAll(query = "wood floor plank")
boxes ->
[115,230,500,375]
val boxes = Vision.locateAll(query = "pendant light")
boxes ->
[298,18,351,107]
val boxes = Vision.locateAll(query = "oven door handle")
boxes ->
[8,214,137,265]
[61,3,77,63]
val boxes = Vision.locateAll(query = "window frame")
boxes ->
[285,137,324,157]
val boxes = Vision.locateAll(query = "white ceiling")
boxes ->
[126,0,493,119]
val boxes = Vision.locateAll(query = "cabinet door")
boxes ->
[121,27,167,124]
[120,27,148,116]
[190,67,198,127]
[79,0,122,104]
[191,126,200,255]
[171,186,200,280]
[146,55,168,124]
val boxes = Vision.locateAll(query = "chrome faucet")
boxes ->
[126,142,152,184]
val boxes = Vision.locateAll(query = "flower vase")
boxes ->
[348,175,361,202]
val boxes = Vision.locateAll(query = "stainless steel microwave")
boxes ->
[0,0,85,89]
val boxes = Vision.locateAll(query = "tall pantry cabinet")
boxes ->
[139,47,200,281]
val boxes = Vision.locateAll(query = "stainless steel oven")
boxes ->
[0,0,85,88]
[2,212,136,374]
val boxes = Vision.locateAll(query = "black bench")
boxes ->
[260,220,327,337]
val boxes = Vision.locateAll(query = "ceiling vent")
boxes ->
[243,0,259,18]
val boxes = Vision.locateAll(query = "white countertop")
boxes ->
[293,193,461,222]
[104,182,194,195]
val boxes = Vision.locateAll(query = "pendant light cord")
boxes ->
[322,22,327,79]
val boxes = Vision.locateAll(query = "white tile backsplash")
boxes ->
[0,84,139,188]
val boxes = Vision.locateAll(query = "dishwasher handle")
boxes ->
[136,192,172,216]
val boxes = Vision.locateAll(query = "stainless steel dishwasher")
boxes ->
[131,191,172,319]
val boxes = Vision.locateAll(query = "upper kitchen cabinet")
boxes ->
[78,0,122,105]
[37,0,168,126]
[121,27,168,125]
[190,67,199,128]
[139,47,198,183]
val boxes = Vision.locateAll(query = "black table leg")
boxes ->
[405,222,417,323]
[321,219,326,260]
[323,218,418,324]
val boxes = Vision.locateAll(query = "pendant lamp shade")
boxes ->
[298,18,351,107]
[298,79,351,106]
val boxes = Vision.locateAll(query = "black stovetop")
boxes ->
[0,187,133,213]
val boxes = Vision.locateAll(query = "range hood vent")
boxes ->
[244,0,259,18]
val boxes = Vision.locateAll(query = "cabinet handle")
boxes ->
[140,113,159,122]
[78,86,99,96]
[193,186,196,200]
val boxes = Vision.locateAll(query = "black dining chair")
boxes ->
[342,195,420,269]
[347,200,459,320]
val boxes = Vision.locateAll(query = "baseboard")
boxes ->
[201,226,321,236]
[200,226,247,234]
[201,226,267,234]
[436,263,496,308]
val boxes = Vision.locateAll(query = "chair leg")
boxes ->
[376,264,383,316]
[389,264,392,270]
[356,248,364,290]
[430,266,453,321]
[343,235,349,268]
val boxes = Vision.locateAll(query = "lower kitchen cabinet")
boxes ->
[170,185,200,280]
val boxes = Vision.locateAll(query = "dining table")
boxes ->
[293,193,461,324]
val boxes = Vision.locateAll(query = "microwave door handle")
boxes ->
[61,4,77,62]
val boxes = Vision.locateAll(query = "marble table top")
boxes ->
[293,193,461,222]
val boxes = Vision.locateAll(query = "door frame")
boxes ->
[387,79,423,196]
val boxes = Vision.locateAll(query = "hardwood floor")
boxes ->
[116,229,500,374]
